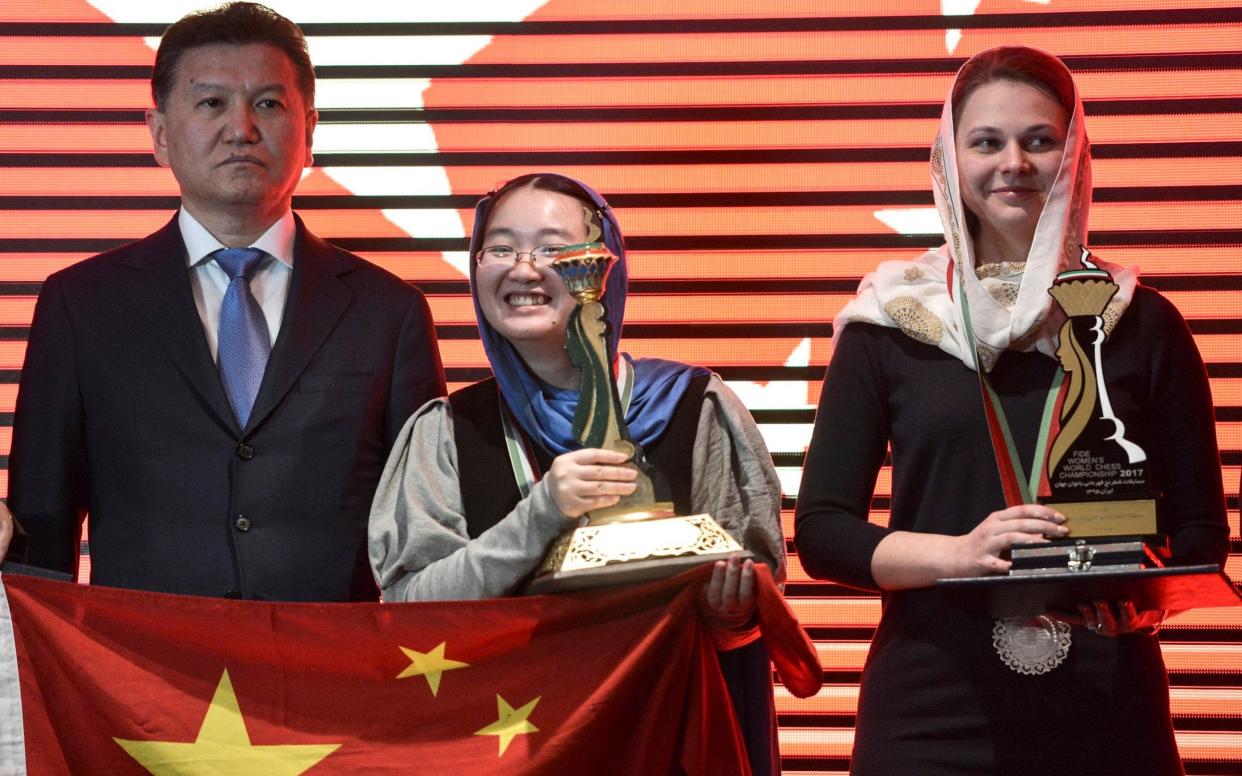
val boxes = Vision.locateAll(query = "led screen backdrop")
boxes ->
[1,1,1240,772]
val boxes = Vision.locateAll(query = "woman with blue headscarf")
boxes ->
[369,173,785,773]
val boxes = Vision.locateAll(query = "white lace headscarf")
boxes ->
[835,45,1136,372]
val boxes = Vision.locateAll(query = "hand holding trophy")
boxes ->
[527,242,748,593]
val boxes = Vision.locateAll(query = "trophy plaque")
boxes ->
[525,242,747,594]
[1010,246,1162,575]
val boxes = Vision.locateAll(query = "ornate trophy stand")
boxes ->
[525,243,746,594]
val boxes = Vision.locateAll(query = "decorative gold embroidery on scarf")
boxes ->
[1102,299,1124,336]
[883,296,943,345]
[975,344,1000,372]
[988,283,1020,308]
[975,261,1025,280]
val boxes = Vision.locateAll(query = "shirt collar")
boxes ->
[179,208,296,269]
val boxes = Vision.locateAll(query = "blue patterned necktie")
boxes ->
[214,247,271,428]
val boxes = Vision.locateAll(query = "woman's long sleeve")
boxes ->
[1141,292,1230,565]
[794,326,895,590]
[369,399,570,602]
[691,375,787,581]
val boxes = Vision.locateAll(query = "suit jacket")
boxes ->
[8,214,445,601]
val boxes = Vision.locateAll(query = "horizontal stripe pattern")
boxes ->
[3,3,1242,772]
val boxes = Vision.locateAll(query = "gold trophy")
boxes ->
[525,242,746,594]
[938,255,1239,642]
[1041,249,1156,540]
[1009,246,1160,575]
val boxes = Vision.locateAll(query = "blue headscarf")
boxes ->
[469,173,707,456]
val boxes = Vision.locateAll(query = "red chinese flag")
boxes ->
[0,565,818,774]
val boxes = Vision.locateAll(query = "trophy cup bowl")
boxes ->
[550,245,611,303]
[1048,273,1118,319]
[526,242,746,594]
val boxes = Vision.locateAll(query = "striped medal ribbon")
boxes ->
[498,355,635,500]
[952,258,1074,675]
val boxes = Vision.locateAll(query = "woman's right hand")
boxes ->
[872,505,1068,589]
[544,448,639,519]
[951,504,1067,576]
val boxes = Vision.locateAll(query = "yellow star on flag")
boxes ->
[396,641,469,696]
[114,669,340,775]
[474,694,540,756]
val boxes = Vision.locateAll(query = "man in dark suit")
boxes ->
[4,2,445,601]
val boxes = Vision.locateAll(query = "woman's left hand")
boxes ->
[1075,599,1165,637]
[699,555,756,629]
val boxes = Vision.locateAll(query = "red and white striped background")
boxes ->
[2,1,1240,772]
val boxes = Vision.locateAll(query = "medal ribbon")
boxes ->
[951,258,1066,506]
[499,355,635,499]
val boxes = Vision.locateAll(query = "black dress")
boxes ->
[795,287,1229,775]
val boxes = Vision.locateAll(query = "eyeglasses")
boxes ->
[476,244,568,268]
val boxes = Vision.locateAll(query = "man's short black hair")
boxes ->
[150,2,314,111]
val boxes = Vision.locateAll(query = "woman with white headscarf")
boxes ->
[795,47,1227,774]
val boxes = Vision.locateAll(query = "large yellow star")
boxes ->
[396,641,469,696]
[114,669,340,775]
[474,694,540,756]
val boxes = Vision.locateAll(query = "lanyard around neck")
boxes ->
[952,259,1066,506]
[498,355,635,499]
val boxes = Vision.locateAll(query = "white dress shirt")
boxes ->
[180,208,295,363]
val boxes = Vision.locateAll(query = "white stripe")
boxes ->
[724,380,813,411]
[0,576,29,776]
[757,423,813,455]
[722,338,814,411]
[93,1,545,22]
[776,467,803,498]
[872,207,942,236]
[308,36,496,66]
[377,209,470,238]
[315,78,434,109]
[312,123,442,154]
[317,167,456,196]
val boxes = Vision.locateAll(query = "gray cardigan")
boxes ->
[369,374,786,602]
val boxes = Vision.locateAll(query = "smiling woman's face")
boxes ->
[954,78,1068,258]
[474,185,590,356]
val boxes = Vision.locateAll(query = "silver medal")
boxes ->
[992,615,1071,675]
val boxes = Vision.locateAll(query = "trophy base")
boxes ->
[938,564,1241,619]
[586,500,677,525]
[526,513,746,595]
[1010,535,1166,576]
[1041,498,1157,537]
